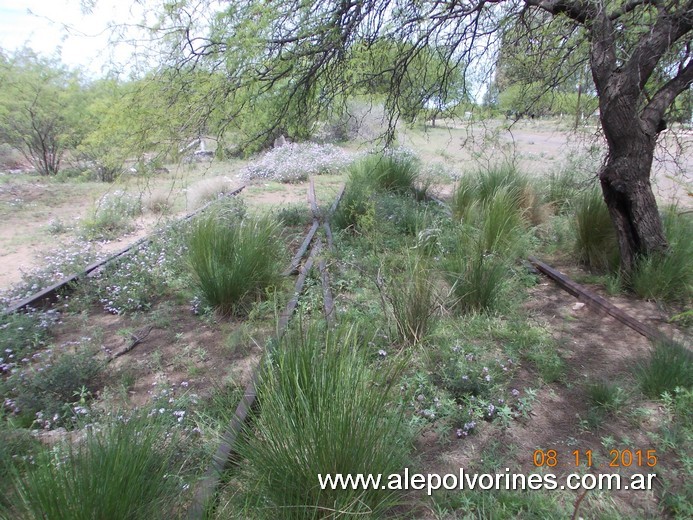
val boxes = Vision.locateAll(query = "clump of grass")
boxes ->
[479,186,527,256]
[629,207,692,303]
[188,211,283,316]
[383,255,438,344]
[238,325,410,518]
[81,190,142,241]
[445,236,509,314]
[146,192,174,215]
[636,340,693,398]
[187,177,236,209]
[545,167,583,214]
[5,417,180,520]
[573,185,619,273]
[586,380,627,412]
[332,168,375,231]
[452,163,541,226]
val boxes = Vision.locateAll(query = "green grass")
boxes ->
[363,149,420,194]
[636,340,693,398]
[384,254,438,344]
[237,324,411,519]
[3,418,181,520]
[586,380,627,412]
[446,244,509,314]
[188,210,283,316]
[452,163,541,226]
[573,185,619,273]
[630,207,693,303]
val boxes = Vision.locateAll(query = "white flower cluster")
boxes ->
[240,142,354,183]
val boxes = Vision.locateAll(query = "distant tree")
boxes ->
[0,49,86,176]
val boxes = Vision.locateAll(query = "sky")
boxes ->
[0,0,148,76]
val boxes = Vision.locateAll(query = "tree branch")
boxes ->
[642,59,693,128]
[524,0,594,24]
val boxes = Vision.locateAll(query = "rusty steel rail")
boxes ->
[528,256,669,343]
[2,185,246,315]
[187,180,342,519]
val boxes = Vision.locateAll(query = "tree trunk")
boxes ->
[596,85,668,272]
[599,148,667,273]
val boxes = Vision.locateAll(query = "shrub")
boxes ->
[573,185,619,273]
[188,212,283,316]
[238,325,410,518]
[636,340,693,399]
[630,207,692,303]
[81,190,143,241]
[5,418,180,520]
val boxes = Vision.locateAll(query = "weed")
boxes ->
[636,340,693,398]
[238,324,410,518]
[630,207,692,303]
[188,211,283,316]
[274,203,312,228]
[0,310,56,370]
[5,417,181,520]
[573,185,619,273]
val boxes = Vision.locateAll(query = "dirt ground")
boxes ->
[416,260,689,518]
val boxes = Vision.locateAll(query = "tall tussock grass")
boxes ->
[333,149,422,230]
[452,163,543,226]
[444,225,511,314]
[238,324,410,518]
[573,185,619,273]
[188,210,283,315]
[4,418,180,520]
[630,207,692,303]
[384,255,438,344]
